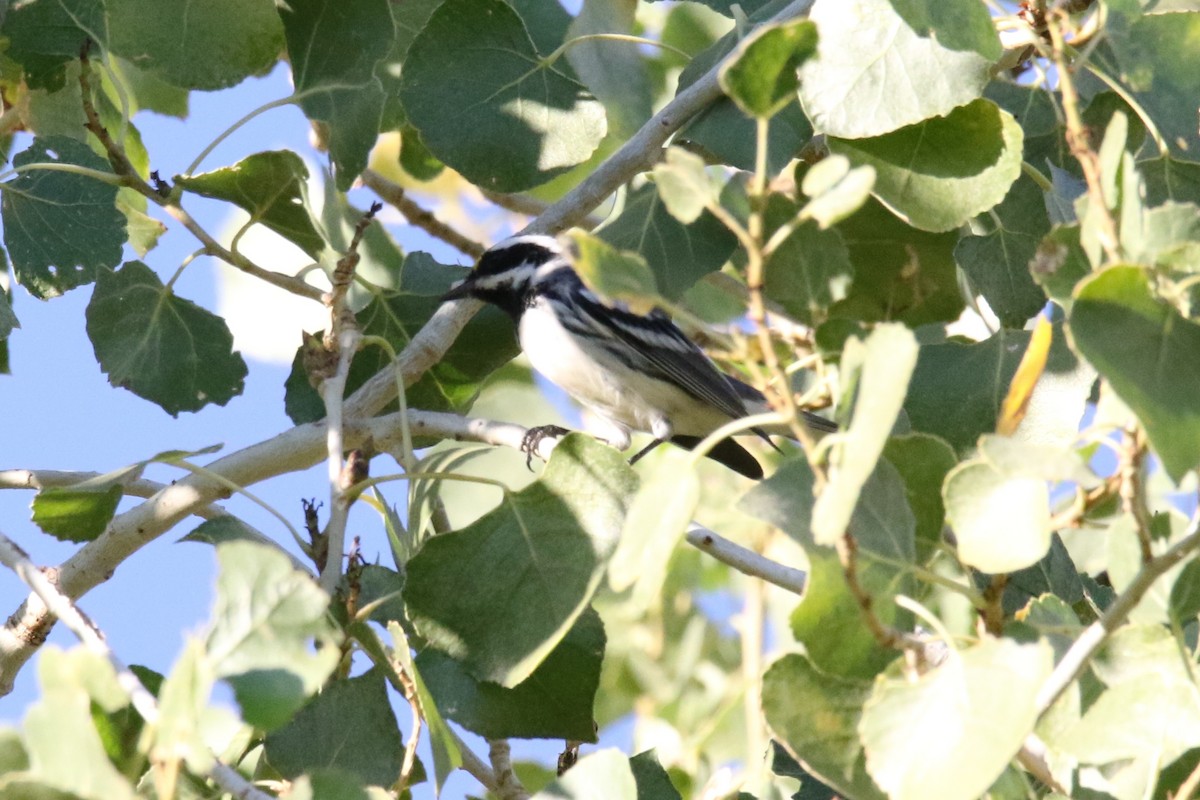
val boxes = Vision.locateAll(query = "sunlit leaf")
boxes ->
[719,18,817,119]
[531,749,637,799]
[860,638,1052,800]
[30,484,122,543]
[798,0,998,138]
[830,100,1023,233]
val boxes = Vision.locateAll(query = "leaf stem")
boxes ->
[182,93,299,177]
[544,32,693,66]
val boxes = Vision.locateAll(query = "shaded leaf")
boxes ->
[108,0,282,90]
[1170,558,1200,624]
[830,100,1023,233]
[882,433,956,558]
[832,199,964,326]
[280,0,394,189]
[678,98,813,175]
[400,0,606,192]
[416,607,605,741]
[653,147,716,226]
[405,435,636,686]
[763,194,854,326]
[0,0,107,90]
[798,0,998,138]
[599,183,737,300]
[630,750,682,800]
[1069,266,1200,481]
[86,261,247,415]
[179,516,264,549]
[566,0,654,139]
[264,669,404,787]
[175,152,325,259]
[3,137,125,299]
[955,176,1050,328]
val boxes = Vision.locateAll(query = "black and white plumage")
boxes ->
[443,234,836,479]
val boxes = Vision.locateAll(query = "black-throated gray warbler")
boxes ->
[443,234,835,479]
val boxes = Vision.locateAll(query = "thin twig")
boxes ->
[361,170,485,258]
[0,530,274,800]
[78,45,324,303]
[1044,8,1120,264]
[1035,514,1200,716]
[1118,427,1154,564]
[317,205,379,593]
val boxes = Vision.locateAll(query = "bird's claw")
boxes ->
[520,425,571,471]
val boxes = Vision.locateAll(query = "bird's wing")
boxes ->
[572,293,750,422]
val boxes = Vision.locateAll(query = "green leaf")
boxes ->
[110,56,190,118]
[399,0,607,192]
[1069,265,1200,481]
[0,0,107,90]
[797,0,999,138]
[1031,225,1092,310]
[763,194,854,326]
[531,749,637,799]
[860,638,1053,800]
[653,147,716,226]
[154,638,217,775]
[1170,558,1200,624]
[117,191,166,259]
[22,649,136,800]
[264,669,404,787]
[565,0,654,139]
[944,459,1051,573]
[629,750,682,800]
[719,18,818,119]
[829,100,1023,233]
[384,622,461,794]
[108,0,282,90]
[833,199,964,326]
[1141,156,1200,206]
[280,0,395,189]
[416,607,605,741]
[405,435,635,686]
[207,541,340,730]
[1004,534,1084,617]
[2,137,125,299]
[178,516,265,549]
[288,769,369,800]
[1105,11,1200,156]
[567,230,660,310]
[678,98,813,175]
[741,457,915,678]
[284,252,518,425]
[882,433,956,559]
[1058,626,1200,796]
[175,152,325,259]
[598,183,737,300]
[903,329,1031,453]
[813,324,917,545]
[798,156,876,229]
[955,175,1050,328]
[30,484,122,543]
[763,654,885,800]
[85,261,248,415]
[398,125,444,181]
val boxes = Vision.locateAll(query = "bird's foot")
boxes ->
[520,425,571,470]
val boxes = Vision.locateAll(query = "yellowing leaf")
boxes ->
[997,315,1052,435]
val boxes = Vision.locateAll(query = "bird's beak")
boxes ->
[441,273,476,302]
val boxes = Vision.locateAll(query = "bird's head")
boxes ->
[443,234,571,319]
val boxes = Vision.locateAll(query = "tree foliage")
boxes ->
[1,1,1200,799]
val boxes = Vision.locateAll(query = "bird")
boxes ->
[442,234,836,479]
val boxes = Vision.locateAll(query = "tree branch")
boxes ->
[0,530,274,800]
[361,170,485,259]
[1035,513,1200,716]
